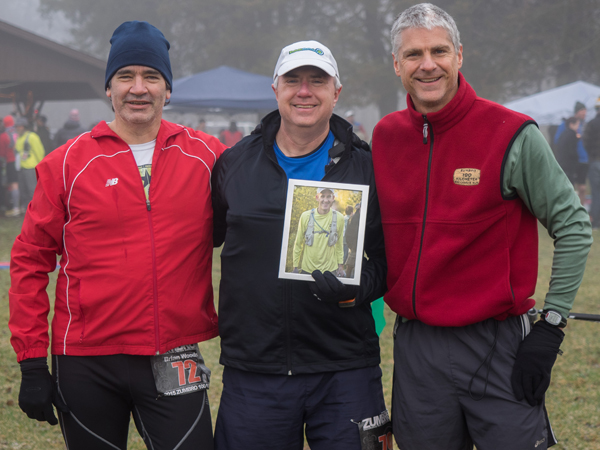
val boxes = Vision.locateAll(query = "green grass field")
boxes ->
[0,216,598,449]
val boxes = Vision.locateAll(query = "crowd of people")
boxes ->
[4,3,595,450]
[554,98,600,230]
[0,109,89,217]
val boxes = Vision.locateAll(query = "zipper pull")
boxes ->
[423,121,429,145]
[146,200,151,211]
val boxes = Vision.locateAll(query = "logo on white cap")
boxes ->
[274,40,339,80]
[289,47,325,56]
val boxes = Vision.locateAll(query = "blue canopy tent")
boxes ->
[167,65,277,113]
[503,81,600,125]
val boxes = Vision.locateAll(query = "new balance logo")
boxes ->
[105,178,119,187]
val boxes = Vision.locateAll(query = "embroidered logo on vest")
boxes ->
[453,168,480,186]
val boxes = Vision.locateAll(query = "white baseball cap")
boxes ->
[317,187,336,196]
[274,40,339,80]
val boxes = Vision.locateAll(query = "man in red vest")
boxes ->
[371,4,592,450]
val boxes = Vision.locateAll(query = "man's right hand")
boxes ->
[18,357,68,425]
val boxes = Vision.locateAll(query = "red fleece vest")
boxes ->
[372,73,538,327]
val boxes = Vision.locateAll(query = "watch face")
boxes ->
[545,311,562,326]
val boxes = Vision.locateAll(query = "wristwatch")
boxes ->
[540,309,567,328]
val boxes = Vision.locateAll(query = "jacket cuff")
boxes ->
[16,347,48,363]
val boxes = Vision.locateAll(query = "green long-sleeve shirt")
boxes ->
[502,124,593,320]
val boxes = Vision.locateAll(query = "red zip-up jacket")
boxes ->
[372,73,538,327]
[9,120,225,362]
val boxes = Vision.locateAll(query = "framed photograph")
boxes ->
[278,179,369,286]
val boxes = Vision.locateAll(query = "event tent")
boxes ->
[168,65,277,112]
[503,81,600,125]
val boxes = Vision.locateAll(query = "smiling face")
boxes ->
[393,26,463,115]
[106,65,170,130]
[273,66,341,133]
[316,190,335,214]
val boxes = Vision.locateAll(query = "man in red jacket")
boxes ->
[9,21,225,450]
[372,3,592,450]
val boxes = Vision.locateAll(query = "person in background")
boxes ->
[555,116,582,186]
[0,115,20,217]
[197,118,207,133]
[583,96,600,230]
[343,204,354,263]
[344,110,367,141]
[344,202,361,278]
[53,108,87,148]
[9,20,224,450]
[372,4,592,449]
[0,121,6,212]
[35,115,54,155]
[219,120,243,147]
[14,117,44,211]
[554,102,589,207]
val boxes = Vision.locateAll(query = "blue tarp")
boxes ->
[168,65,277,112]
[504,81,600,125]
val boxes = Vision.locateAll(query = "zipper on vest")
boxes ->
[413,117,434,318]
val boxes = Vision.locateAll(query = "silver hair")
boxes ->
[273,74,342,90]
[390,3,461,58]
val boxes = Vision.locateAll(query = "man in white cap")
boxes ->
[293,187,346,276]
[212,40,388,449]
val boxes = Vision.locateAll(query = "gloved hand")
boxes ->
[310,271,359,307]
[18,357,68,425]
[511,320,564,406]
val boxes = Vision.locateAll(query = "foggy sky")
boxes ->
[0,0,70,45]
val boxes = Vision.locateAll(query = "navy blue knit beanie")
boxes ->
[105,21,173,91]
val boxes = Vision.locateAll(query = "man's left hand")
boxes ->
[310,271,359,306]
[511,320,564,406]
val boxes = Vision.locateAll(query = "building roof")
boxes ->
[0,19,106,104]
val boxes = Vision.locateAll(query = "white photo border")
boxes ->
[278,179,369,286]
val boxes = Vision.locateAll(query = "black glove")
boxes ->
[511,320,564,406]
[19,357,68,425]
[310,271,359,307]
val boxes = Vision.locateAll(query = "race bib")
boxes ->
[356,410,393,450]
[150,344,211,397]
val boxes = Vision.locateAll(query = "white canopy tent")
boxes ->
[503,81,600,125]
